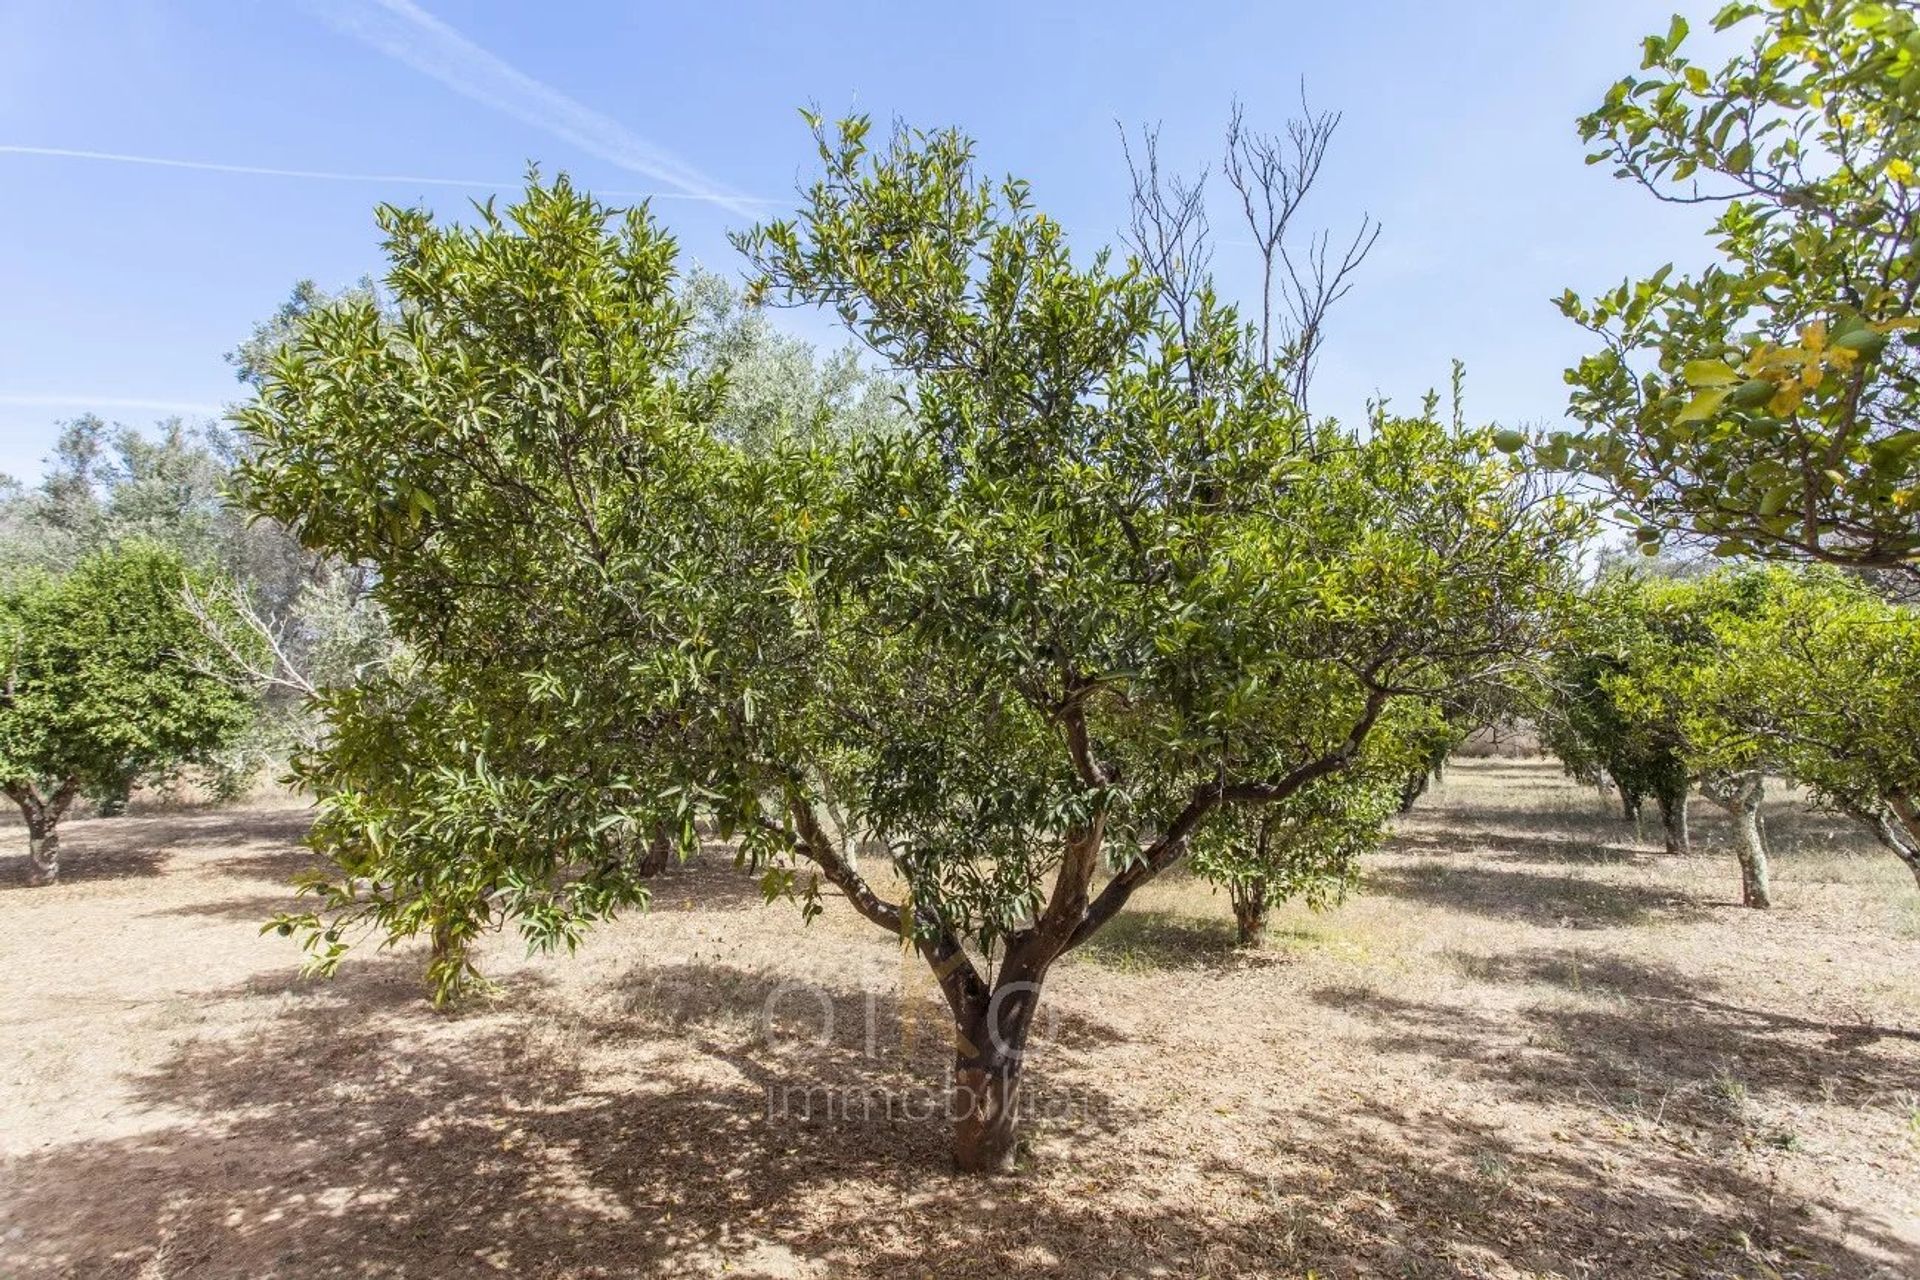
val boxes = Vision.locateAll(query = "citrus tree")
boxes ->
[1540,575,1698,852]
[1546,567,1803,906]
[1554,0,1920,570]
[0,542,256,883]
[239,132,1583,1172]
[1188,746,1407,946]
[1708,568,1920,890]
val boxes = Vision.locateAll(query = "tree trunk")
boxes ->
[638,823,673,876]
[26,820,59,886]
[949,961,1046,1175]
[1733,800,1771,908]
[1397,769,1429,815]
[1230,881,1269,946]
[7,777,77,887]
[1873,795,1920,892]
[951,1060,1022,1175]
[1702,773,1770,908]
[1656,790,1690,856]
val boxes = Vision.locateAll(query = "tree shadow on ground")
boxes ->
[1390,827,1648,866]
[842,1098,1919,1279]
[0,842,170,890]
[3,946,1911,1279]
[1315,947,1920,1118]
[1068,907,1258,973]
[0,808,323,893]
[1364,860,1698,926]
[0,953,1134,1279]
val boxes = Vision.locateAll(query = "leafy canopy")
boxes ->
[1540,566,1784,810]
[239,128,1583,1014]
[0,541,257,808]
[1555,0,1920,570]
[1706,565,1920,821]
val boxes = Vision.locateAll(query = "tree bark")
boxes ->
[1230,881,1269,946]
[1733,800,1771,908]
[638,823,674,877]
[1397,769,1429,815]
[951,1059,1022,1174]
[1656,789,1690,856]
[948,965,1046,1175]
[6,776,79,886]
[26,820,59,886]
[1874,795,1920,892]
[1702,773,1770,909]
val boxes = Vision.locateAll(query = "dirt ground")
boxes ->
[2,759,1917,1279]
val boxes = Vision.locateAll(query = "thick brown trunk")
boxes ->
[27,823,58,886]
[951,1063,1022,1174]
[1231,882,1269,946]
[947,955,1048,1175]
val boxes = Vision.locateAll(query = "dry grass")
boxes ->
[2,759,1917,1278]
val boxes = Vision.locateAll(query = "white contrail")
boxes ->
[0,394,226,416]
[0,143,771,205]
[304,0,764,216]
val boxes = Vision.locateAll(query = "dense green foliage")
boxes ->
[1706,566,1920,886]
[235,117,1583,1169]
[1537,562,1920,906]
[1541,568,1786,867]
[1541,573,1698,839]
[1555,0,1920,570]
[0,542,256,882]
[1188,746,1409,944]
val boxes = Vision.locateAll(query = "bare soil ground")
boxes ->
[2,759,1918,1279]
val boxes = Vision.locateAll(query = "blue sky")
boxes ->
[0,1,1725,481]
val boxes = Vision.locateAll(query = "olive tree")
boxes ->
[1555,1,1920,570]
[0,542,256,883]
[240,132,1583,1172]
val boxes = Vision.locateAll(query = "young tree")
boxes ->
[240,140,1582,1172]
[0,542,256,883]
[1552,1,1920,570]
[1626,571,1786,907]
[1189,748,1405,946]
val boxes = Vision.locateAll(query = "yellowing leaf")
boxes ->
[1683,359,1739,388]
[1675,387,1731,423]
